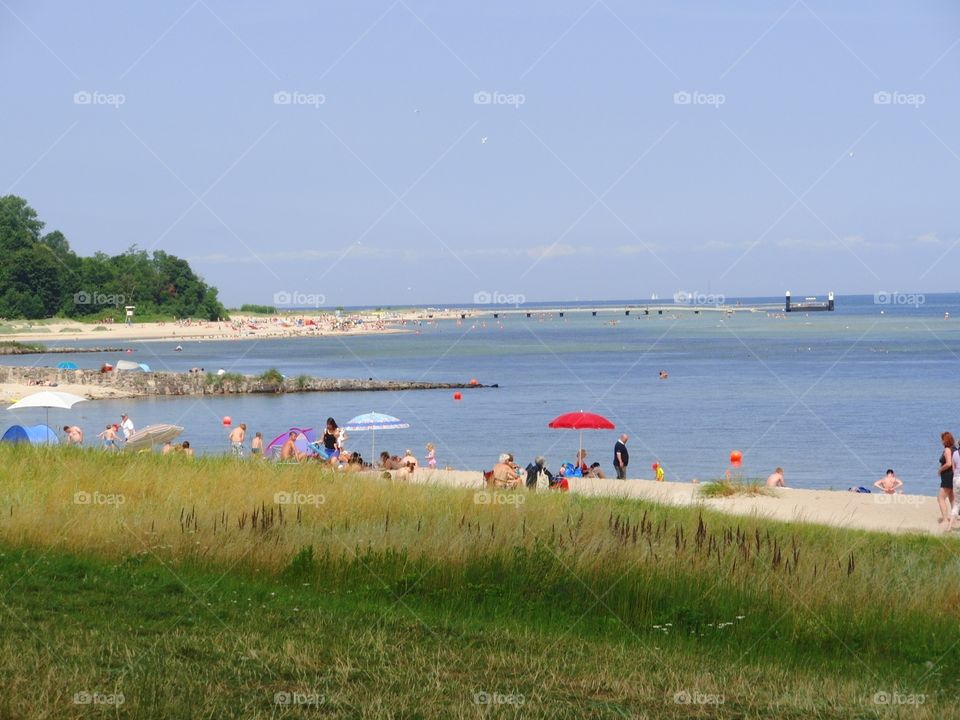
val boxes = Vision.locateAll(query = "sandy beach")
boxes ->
[0,382,134,405]
[397,468,941,536]
[0,310,466,345]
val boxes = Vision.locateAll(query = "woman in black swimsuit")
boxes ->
[937,431,955,524]
[321,417,340,465]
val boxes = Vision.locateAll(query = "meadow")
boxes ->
[0,445,955,718]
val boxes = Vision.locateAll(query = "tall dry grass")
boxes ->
[0,445,956,661]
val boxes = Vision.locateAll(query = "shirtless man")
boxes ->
[873,469,903,495]
[766,467,785,487]
[280,431,302,461]
[492,453,520,489]
[62,425,83,446]
[228,423,246,457]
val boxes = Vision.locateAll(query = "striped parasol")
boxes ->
[343,412,409,458]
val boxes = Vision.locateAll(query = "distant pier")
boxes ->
[784,291,835,313]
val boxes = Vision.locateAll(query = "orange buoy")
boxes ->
[469,378,479,386]
[453,392,462,401]
[729,450,742,464]
[222,416,232,426]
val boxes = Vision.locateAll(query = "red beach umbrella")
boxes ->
[548,411,615,462]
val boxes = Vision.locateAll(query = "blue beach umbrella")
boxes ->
[57,361,79,370]
[343,412,410,458]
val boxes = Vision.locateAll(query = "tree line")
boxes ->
[0,196,227,320]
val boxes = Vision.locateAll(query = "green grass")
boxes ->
[0,446,954,718]
[258,367,284,388]
[699,478,777,498]
[236,303,277,314]
[0,340,46,353]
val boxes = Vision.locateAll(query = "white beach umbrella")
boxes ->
[7,390,89,443]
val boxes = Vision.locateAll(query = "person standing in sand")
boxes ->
[937,432,955,524]
[425,442,437,469]
[228,423,246,457]
[613,434,629,480]
[766,467,785,487]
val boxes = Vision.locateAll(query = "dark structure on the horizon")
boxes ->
[785,291,834,313]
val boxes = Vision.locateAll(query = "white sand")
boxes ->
[397,469,943,536]
[0,310,462,345]
[0,382,134,405]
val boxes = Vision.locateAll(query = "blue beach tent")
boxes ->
[1,424,59,445]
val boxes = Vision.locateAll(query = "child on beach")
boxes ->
[873,469,903,494]
[766,467,785,488]
[425,443,437,469]
[251,431,263,457]
[98,425,118,451]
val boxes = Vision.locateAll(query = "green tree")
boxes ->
[0,197,228,320]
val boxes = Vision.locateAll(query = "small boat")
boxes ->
[174,345,183,352]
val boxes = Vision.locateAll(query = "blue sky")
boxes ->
[2,1,958,307]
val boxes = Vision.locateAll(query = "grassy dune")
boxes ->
[0,445,955,718]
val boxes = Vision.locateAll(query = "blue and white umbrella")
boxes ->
[343,412,409,459]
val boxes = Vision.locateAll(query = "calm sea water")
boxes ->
[7,293,960,495]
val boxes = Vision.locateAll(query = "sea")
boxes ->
[6,293,960,495]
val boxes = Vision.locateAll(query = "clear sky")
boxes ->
[2,1,958,307]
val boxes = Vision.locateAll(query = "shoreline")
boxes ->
[0,310,456,345]
[0,302,771,345]
[397,469,942,536]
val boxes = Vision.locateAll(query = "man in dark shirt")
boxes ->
[613,434,629,479]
